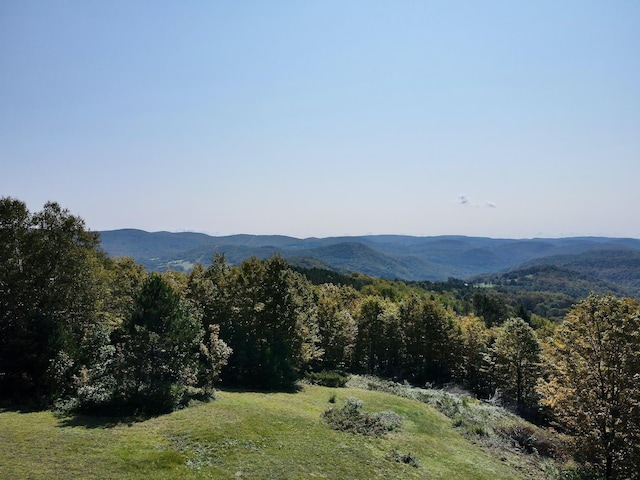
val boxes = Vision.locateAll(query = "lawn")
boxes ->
[0,384,530,479]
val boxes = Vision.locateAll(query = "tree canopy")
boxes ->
[539,294,640,480]
[3,196,640,477]
[0,198,106,405]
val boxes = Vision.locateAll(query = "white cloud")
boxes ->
[459,195,497,209]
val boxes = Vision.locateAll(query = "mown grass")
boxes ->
[1,384,541,479]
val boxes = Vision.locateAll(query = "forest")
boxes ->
[1,197,640,480]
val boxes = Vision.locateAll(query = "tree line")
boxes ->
[1,198,639,479]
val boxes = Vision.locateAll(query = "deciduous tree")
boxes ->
[486,317,542,414]
[539,294,640,480]
[400,296,462,384]
[353,296,401,375]
[314,283,358,371]
[210,256,320,389]
[0,198,107,405]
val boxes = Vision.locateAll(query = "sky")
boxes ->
[1,1,639,239]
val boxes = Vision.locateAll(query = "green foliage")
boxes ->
[400,296,463,384]
[539,294,640,480]
[68,274,231,416]
[495,421,563,458]
[473,292,509,327]
[305,370,350,388]
[459,315,493,396]
[313,283,358,370]
[353,296,402,375]
[188,255,320,390]
[485,317,542,415]
[293,265,376,290]
[108,274,211,414]
[554,466,604,480]
[198,323,233,395]
[0,198,108,406]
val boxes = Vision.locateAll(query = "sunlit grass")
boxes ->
[1,384,535,479]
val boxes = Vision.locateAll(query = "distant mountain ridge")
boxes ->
[99,229,640,297]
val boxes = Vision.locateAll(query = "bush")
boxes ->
[496,422,564,458]
[373,410,403,431]
[322,397,402,437]
[387,450,419,467]
[451,414,490,437]
[553,466,603,480]
[305,370,350,388]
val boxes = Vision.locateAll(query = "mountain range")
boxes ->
[99,229,640,297]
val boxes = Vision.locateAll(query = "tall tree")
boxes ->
[539,294,640,480]
[486,317,542,414]
[0,198,107,405]
[314,283,358,371]
[210,256,320,389]
[459,314,492,396]
[110,274,210,414]
[353,296,400,375]
[400,296,462,384]
[473,292,509,327]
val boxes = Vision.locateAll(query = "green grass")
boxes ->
[1,384,544,479]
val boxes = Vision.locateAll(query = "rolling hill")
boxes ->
[0,380,566,479]
[98,229,640,297]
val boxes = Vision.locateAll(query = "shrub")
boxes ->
[553,465,603,480]
[373,410,403,431]
[496,422,563,458]
[452,414,489,437]
[322,397,402,437]
[387,450,419,467]
[305,370,349,388]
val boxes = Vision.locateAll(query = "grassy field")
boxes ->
[1,384,548,479]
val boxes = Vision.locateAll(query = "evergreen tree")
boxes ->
[109,274,210,414]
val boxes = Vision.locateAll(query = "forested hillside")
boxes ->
[3,198,640,479]
[99,229,640,296]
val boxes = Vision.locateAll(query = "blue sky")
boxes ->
[2,1,639,238]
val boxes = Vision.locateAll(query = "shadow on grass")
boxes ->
[220,382,305,395]
[0,405,45,414]
[0,397,55,414]
[56,412,152,429]
[3,382,306,430]
[0,400,152,429]
[55,384,305,429]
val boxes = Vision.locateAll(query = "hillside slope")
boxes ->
[0,384,554,480]
[518,249,640,297]
[99,229,640,295]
